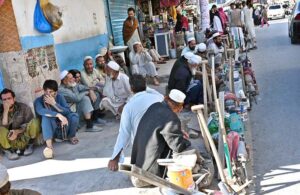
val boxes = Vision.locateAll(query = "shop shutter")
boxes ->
[108,0,136,46]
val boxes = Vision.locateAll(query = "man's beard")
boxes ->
[189,46,196,51]
[190,67,197,75]
[68,82,77,87]
[216,42,222,47]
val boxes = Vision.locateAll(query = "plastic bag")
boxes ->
[34,0,52,33]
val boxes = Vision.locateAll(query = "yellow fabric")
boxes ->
[170,6,177,21]
[40,0,49,8]
[0,118,41,150]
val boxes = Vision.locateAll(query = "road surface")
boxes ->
[249,18,300,195]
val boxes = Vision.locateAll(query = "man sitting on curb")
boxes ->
[108,75,164,171]
[58,71,103,132]
[130,89,191,187]
[100,61,131,119]
[129,42,160,86]
[0,89,40,160]
[34,80,79,159]
[81,56,106,123]
[0,163,41,195]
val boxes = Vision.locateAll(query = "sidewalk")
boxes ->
[1,60,177,195]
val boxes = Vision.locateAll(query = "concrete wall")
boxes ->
[0,0,110,108]
[12,0,110,70]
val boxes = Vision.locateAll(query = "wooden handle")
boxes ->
[191,104,204,112]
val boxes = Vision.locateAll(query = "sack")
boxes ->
[42,1,63,30]
[229,113,245,134]
[34,0,52,33]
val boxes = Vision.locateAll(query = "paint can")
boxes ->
[167,165,194,189]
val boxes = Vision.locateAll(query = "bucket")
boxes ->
[167,165,194,189]
[169,49,176,59]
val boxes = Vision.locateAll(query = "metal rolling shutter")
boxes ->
[108,0,136,46]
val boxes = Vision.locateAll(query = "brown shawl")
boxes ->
[123,17,139,44]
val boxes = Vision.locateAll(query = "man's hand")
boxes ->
[7,130,21,141]
[181,130,189,140]
[56,114,68,127]
[3,102,11,113]
[44,95,56,106]
[89,90,97,103]
[108,159,119,171]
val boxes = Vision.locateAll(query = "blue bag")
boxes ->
[229,113,245,134]
[34,0,52,33]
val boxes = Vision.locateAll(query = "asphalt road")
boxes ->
[249,18,300,194]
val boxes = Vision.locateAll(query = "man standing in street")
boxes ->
[228,2,245,51]
[0,89,40,160]
[100,61,131,119]
[107,75,164,171]
[123,7,141,51]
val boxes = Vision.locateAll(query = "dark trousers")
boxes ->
[185,82,204,105]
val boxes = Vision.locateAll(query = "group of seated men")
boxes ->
[0,33,224,190]
[0,40,172,161]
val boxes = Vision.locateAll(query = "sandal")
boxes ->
[43,147,53,159]
[69,137,79,145]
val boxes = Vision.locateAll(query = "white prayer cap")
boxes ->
[107,61,120,71]
[183,52,194,60]
[60,70,69,80]
[98,47,108,56]
[188,55,202,65]
[0,164,9,188]
[197,43,207,52]
[211,32,221,39]
[169,89,186,104]
[95,54,102,59]
[83,56,93,62]
[187,37,196,43]
[133,41,141,45]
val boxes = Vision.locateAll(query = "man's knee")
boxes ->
[27,118,41,139]
[67,113,79,124]
[0,127,9,137]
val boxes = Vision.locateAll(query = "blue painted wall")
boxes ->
[55,34,109,71]
[19,33,109,72]
[20,34,54,50]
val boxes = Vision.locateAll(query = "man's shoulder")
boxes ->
[15,102,30,109]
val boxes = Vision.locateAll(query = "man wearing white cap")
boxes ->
[196,43,208,60]
[130,89,191,187]
[100,61,131,118]
[207,32,224,67]
[129,42,160,85]
[181,37,197,56]
[108,75,163,172]
[0,163,41,194]
[58,71,103,132]
[95,52,107,77]
[80,56,106,120]
[168,54,204,107]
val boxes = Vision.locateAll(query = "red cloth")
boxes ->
[160,0,180,7]
[218,8,228,30]
[226,131,240,161]
[181,16,189,30]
